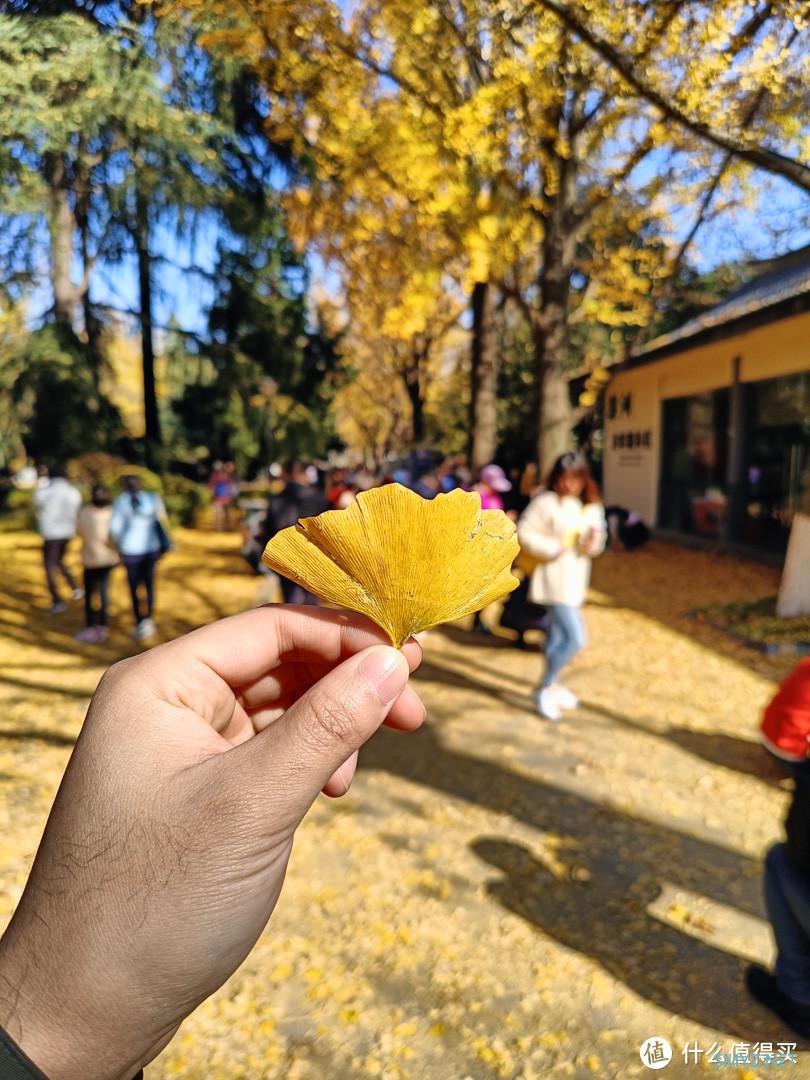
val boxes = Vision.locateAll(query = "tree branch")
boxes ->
[664,25,797,282]
[526,0,810,195]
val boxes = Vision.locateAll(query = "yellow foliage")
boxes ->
[171,0,805,441]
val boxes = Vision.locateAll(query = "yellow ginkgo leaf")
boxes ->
[262,483,519,647]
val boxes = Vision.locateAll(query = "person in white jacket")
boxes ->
[517,452,606,721]
[33,464,83,614]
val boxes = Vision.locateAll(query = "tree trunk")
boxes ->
[403,334,427,445]
[532,312,574,478]
[47,155,78,327]
[76,178,103,384]
[468,280,497,472]
[533,149,577,476]
[134,184,161,462]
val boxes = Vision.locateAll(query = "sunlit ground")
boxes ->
[0,530,803,1078]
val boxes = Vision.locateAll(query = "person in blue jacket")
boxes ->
[109,475,171,641]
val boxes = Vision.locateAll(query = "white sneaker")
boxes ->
[533,686,562,722]
[132,618,155,641]
[553,685,579,711]
[72,588,85,601]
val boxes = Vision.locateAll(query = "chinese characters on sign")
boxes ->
[640,1038,799,1070]
[607,393,633,420]
[612,430,652,451]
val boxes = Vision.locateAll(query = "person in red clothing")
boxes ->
[747,659,810,1037]
[761,659,810,762]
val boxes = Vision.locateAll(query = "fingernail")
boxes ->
[359,646,409,703]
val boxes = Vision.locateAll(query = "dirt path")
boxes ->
[0,531,804,1079]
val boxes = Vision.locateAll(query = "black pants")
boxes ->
[765,750,810,875]
[280,577,318,605]
[84,566,112,627]
[43,538,77,603]
[122,553,159,624]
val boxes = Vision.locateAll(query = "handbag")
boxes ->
[154,516,173,555]
[500,575,549,633]
[515,548,547,576]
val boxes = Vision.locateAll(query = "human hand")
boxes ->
[0,607,423,1080]
[576,528,599,556]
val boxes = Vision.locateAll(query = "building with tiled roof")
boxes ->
[603,245,810,550]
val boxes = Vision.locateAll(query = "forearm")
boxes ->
[517,526,563,559]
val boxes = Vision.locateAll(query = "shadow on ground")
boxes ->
[363,718,787,1040]
[0,532,253,671]
[579,698,791,790]
[0,726,78,748]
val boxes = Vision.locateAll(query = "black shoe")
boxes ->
[746,964,810,1039]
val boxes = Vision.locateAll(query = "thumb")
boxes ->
[247,645,410,819]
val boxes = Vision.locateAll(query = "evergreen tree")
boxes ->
[172,207,341,473]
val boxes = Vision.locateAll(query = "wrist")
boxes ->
[0,915,146,1080]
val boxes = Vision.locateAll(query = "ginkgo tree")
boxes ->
[190,0,668,466]
[189,0,808,470]
[527,0,810,196]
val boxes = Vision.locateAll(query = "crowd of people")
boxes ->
[240,451,607,720]
[30,450,649,721]
[33,468,171,642]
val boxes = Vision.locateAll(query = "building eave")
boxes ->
[626,290,810,369]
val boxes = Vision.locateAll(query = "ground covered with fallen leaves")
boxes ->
[0,529,805,1079]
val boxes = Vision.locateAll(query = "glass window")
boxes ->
[744,372,810,550]
[659,390,729,537]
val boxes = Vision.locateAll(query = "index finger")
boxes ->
[148,605,422,687]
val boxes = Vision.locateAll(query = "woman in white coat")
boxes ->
[517,452,606,721]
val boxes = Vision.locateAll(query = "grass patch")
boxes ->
[692,595,810,648]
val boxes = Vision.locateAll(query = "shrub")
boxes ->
[0,487,35,532]
[163,474,211,526]
[37,455,210,528]
[13,325,123,463]
[69,454,162,497]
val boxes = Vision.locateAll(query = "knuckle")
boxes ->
[308,693,359,747]
[100,655,138,687]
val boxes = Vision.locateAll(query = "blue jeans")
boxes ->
[541,604,585,688]
[765,842,810,1003]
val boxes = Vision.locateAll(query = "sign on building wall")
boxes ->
[611,429,653,467]
[607,391,653,468]
[603,375,659,523]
